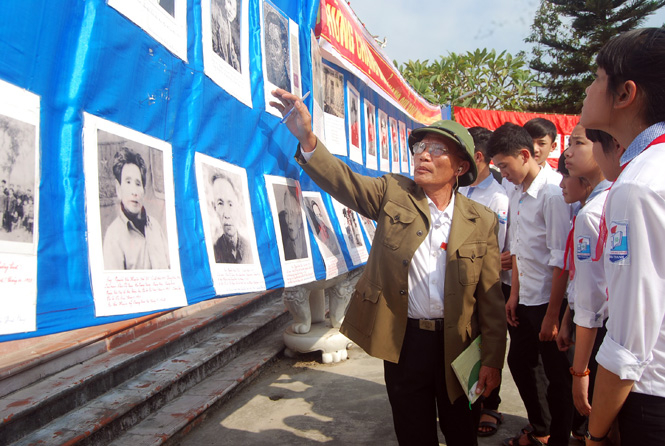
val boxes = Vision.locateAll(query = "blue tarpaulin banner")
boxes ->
[0,0,433,342]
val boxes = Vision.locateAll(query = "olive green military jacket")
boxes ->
[296,141,506,403]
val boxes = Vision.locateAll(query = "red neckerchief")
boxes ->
[563,216,576,279]
[594,133,665,261]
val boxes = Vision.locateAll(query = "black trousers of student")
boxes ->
[507,302,573,446]
[618,391,665,445]
[384,322,481,446]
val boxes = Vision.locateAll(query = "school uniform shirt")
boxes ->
[564,201,583,309]
[596,122,665,398]
[459,175,509,252]
[571,181,611,328]
[461,175,511,287]
[509,166,571,306]
[542,162,563,184]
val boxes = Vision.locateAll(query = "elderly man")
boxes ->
[211,172,252,264]
[271,89,506,446]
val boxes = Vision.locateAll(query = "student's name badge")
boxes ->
[576,236,591,262]
[608,221,630,264]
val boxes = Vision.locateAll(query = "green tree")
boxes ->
[397,49,540,113]
[527,0,665,114]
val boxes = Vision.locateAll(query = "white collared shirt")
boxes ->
[462,175,512,287]
[509,166,571,306]
[572,182,611,328]
[460,174,509,252]
[596,123,665,397]
[407,194,455,319]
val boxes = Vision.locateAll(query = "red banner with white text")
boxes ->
[316,0,441,124]
[454,106,580,165]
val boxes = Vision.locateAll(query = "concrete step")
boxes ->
[109,331,285,446]
[1,290,289,445]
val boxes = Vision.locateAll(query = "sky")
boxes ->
[347,0,665,65]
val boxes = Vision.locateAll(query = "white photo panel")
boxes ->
[0,79,40,335]
[302,191,347,279]
[264,175,315,287]
[83,113,186,317]
[195,152,265,295]
[202,0,252,107]
[108,0,188,62]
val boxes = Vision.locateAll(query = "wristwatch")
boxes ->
[585,430,607,442]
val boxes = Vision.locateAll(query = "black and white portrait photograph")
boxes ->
[195,153,265,295]
[304,196,340,257]
[330,197,368,266]
[302,192,347,279]
[275,184,307,261]
[0,79,40,336]
[202,0,251,107]
[319,64,347,156]
[211,0,241,72]
[323,65,345,119]
[84,114,186,317]
[204,166,252,264]
[264,175,315,287]
[0,114,37,245]
[97,130,171,271]
[263,1,290,92]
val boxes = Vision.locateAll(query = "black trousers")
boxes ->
[507,302,573,446]
[384,323,480,446]
[618,392,665,445]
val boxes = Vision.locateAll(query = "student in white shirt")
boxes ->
[554,126,615,443]
[488,123,573,446]
[524,117,562,185]
[459,127,509,253]
[459,126,510,437]
[555,149,590,358]
[563,128,613,417]
[580,28,665,445]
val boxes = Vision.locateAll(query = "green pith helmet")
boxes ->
[408,120,477,187]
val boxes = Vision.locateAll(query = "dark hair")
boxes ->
[468,126,492,159]
[557,151,569,176]
[112,147,147,187]
[486,122,535,158]
[585,129,616,154]
[524,118,557,141]
[596,28,665,126]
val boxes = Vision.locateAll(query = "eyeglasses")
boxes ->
[412,141,459,157]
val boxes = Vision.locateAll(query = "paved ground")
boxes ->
[177,345,584,445]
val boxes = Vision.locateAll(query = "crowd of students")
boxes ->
[458,27,665,446]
